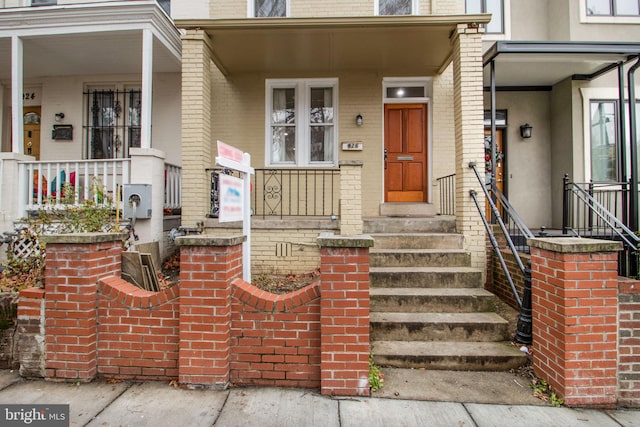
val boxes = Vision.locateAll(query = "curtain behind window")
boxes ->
[379,0,411,15]
[255,0,286,17]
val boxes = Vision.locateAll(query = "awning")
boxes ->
[483,41,640,88]
[175,15,491,76]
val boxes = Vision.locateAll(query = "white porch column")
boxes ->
[0,153,32,237]
[129,147,166,257]
[141,28,153,150]
[11,35,24,154]
[451,23,486,270]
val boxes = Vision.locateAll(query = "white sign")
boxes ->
[218,174,244,223]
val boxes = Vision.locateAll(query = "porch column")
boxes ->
[11,35,24,154]
[339,160,363,235]
[451,23,485,270]
[181,29,213,227]
[141,28,153,150]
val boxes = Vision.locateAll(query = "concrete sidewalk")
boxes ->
[0,370,637,427]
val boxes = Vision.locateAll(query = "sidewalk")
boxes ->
[0,370,637,427]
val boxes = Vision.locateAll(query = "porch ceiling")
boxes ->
[175,15,492,76]
[483,41,640,88]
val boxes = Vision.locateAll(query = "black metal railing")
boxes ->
[436,173,456,215]
[469,162,532,345]
[562,174,640,277]
[207,168,340,219]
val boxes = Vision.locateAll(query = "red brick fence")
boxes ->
[15,233,372,397]
[12,232,640,406]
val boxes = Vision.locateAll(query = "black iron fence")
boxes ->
[562,174,640,277]
[208,168,340,219]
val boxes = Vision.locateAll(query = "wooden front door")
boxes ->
[384,104,428,202]
[23,107,41,160]
[484,128,505,218]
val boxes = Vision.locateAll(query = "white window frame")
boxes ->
[580,0,640,23]
[265,78,339,167]
[248,0,290,18]
[375,0,420,16]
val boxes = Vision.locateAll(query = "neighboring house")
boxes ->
[0,0,182,257]
[174,0,491,273]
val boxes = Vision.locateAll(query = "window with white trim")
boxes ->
[589,99,640,182]
[466,0,504,33]
[377,0,418,15]
[31,0,57,6]
[266,79,338,166]
[586,0,640,16]
[251,0,288,17]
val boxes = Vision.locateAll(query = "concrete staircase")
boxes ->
[366,216,526,371]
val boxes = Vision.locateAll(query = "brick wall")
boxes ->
[230,279,321,388]
[618,277,640,407]
[96,277,180,380]
[530,238,620,407]
[16,288,45,377]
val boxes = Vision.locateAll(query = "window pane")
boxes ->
[465,0,482,13]
[157,0,170,15]
[310,126,333,162]
[590,101,617,181]
[272,88,295,125]
[128,91,141,150]
[586,0,612,15]
[386,86,425,98]
[31,0,57,6]
[90,91,116,160]
[485,0,503,33]
[271,126,295,162]
[310,88,333,124]
[255,0,286,17]
[615,0,640,15]
[379,0,412,15]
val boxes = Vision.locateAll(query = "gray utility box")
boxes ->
[123,184,152,219]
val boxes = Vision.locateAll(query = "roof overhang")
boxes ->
[175,14,491,76]
[483,41,640,89]
[0,1,181,81]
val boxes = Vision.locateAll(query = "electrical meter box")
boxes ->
[123,184,152,219]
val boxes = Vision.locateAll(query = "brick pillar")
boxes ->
[16,288,45,378]
[318,235,373,396]
[176,234,244,389]
[339,161,363,236]
[181,29,213,227]
[529,237,621,407]
[42,233,126,382]
[451,23,486,270]
[618,277,640,408]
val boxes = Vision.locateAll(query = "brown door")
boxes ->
[23,107,41,160]
[484,128,504,218]
[384,104,428,202]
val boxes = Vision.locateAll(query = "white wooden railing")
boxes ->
[19,159,132,213]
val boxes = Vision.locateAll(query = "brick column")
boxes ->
[175,234,244,389]
[529,237,621,407]
[339,161,363,236]
[451,23,486,270]
[42,233,126,382]
[181,29,213,227]
[618,277,640,408]
[16,288,45,378]
[318,235,373,396]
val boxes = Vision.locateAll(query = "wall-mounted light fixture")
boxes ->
[54,112,65,122]
[355,114,363,126]
[520,123,532,139]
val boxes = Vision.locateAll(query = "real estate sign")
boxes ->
[218,174,244,223]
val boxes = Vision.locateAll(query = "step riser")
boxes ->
[371,252,471,268]
[372,235,463,250]
[373,355,527,371]
[364,218,455,234]
[370,271,482,288]
[370,322,510,342]
[370,296,495,313]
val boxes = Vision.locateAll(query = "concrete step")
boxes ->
[370,266,483,288]
[379,203,437,217]
[363,216,456,234]
[370,288,496,313]
[371,341,527,371]
[370,312,510,342]
[371,233,464,250]
[370,249,471,268]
